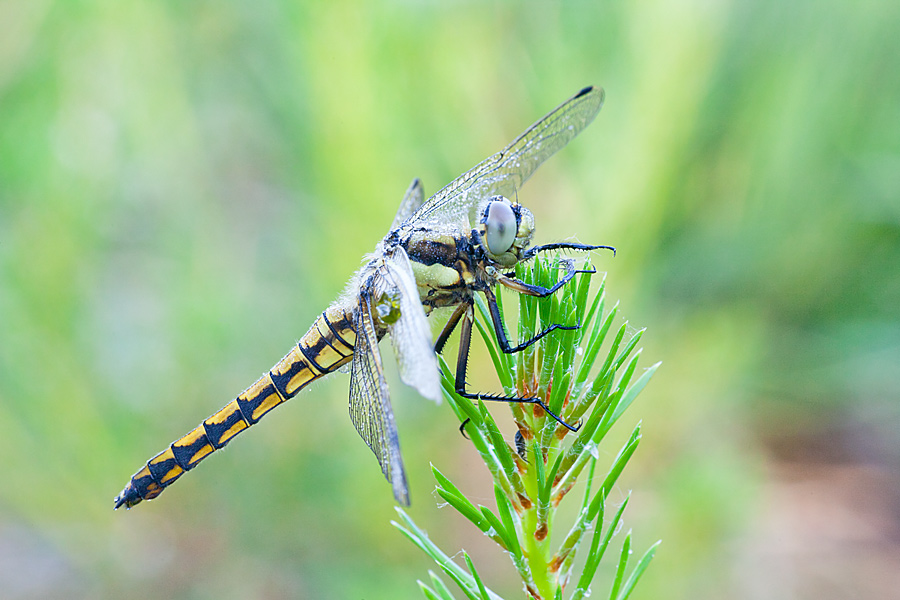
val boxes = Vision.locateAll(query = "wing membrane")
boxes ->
[348,279,410,505]
[410,86,604,227]
[383,246,442,403]
[391,178,426,230]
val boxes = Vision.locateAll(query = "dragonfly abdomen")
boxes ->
[114,304,357,509]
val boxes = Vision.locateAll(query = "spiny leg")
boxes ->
[452,300,579,432]
[434,301,468,355]
[433,302,477,438]
[483,285,581,354]
[498,242,614,296]
[521,242,616,262]
[498,258,594,300]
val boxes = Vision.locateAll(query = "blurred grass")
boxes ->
[1,1,898,599]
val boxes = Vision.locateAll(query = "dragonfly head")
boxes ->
[475,196,535,268]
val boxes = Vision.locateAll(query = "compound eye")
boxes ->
[485,201,517,255]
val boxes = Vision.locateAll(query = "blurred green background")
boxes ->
[1,0,898,598]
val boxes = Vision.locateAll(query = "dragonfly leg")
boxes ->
[435,302,475,438]
[484,285,580,354]
[497,242,614,296]
[453,300,580,432]
[498,259,594,298]
[522,242,616,262]
[434,301,469,354]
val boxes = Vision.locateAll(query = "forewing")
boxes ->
[383,246,442,403]
[409,86,604,227]
[391,178,426,230]
[348,282,410,505]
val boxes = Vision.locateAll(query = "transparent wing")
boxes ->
[391,178,425,230]
[383,246,442,403]
[409,86,605,228]
[348,280,410,505]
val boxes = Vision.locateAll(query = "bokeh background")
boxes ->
[1,1,898,598]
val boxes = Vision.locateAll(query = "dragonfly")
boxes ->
[114,85,612,509]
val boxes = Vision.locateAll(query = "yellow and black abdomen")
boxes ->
[114,304,356,509]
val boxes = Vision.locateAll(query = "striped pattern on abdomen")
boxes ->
[114,304,356,509]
